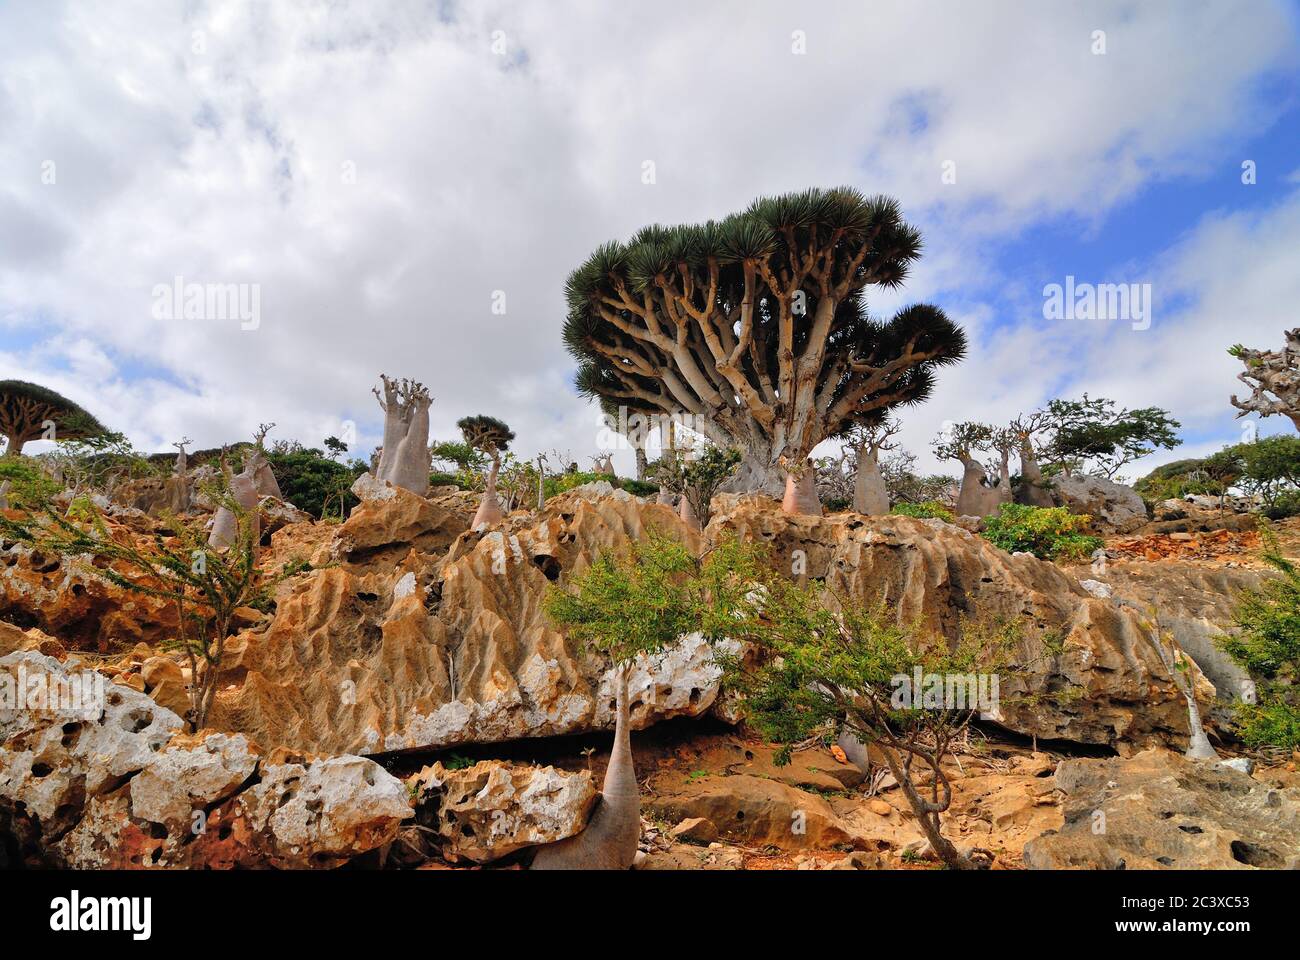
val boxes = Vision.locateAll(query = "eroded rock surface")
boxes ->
[409,759,597,863]
[0,652,409,868]
[1023,749,1300,869]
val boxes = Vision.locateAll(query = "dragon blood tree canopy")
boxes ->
[0,380,108,456]
[563,187,967,493]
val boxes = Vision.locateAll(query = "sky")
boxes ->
[1,0,1298,481]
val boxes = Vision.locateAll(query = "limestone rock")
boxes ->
[1023,750,1300,869]
[638,842,745,869]
[236,755,412,869]
[410,759,597,863]
[647,775,867,851]
[208,493,724,757]
[0,652,410,869]
[1051,474,1148,534]
[709,502,1205,751]
[669,816,719,843]
[141,655,183,689]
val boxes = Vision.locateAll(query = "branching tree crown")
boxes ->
[1230,329,1300,430]
[0,380,107,456]
[457,415,515,457]
[563,188,966,489]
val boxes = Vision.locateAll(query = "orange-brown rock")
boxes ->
[708,500,1210,751]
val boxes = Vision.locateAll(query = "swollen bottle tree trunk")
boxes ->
[852,444,890,515]
[372,375,433,496]
[781,459,823,517]
[955,456,995,518]
[532,666,640,870]
[209,456,261,551]
[993,448,1013,506]
[164,440,191,514]
[1015,440,1056,508]
[472,451,505,529]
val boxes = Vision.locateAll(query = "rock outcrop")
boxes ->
[1052,474,1147,534]
[1023,750,1300,869]
[0,651,410,868]
[710,501,1208,751]
[409,759,597,863]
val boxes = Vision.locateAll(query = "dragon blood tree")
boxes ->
[564,188,966,513]
[458,414,516,529]
[0,380,107,456]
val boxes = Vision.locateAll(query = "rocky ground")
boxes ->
[2,480,1298,870]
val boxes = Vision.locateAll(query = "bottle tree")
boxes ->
[458,415,516,529]
[564,188,966,514]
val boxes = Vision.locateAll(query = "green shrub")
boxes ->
[890,501,955,523]
[1219,544,1300,750]
[0,457,60,510]
[428,470,473,491]
[620,478,660,498]
[981,503,1102,561]
[544,470,615,499]
[1261,489,1300,521]
[266,449,366,520]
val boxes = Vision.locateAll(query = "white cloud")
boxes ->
[0,0,1295,477]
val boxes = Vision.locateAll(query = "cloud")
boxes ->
[0,0,1296,478]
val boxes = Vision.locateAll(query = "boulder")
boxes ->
[409,759,597,863]
[1052,474,1147,534]
[647,774,867,851]
[0,652,410,869]
[1023,749,1300,869]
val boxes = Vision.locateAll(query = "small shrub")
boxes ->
[428,470,473,491]
[890,501,955,523]
[982,503,1102,561]
[619,478,660,498]
[1261,490,1300,521]
[544,470,614,499]
[1219,543,1300,750]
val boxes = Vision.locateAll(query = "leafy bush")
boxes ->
[428,470,473,491]
[1261,490,1300,520]
[1219,544,1300,750]
[890,501,954,522]
[981,503,1102,561]
[544,470,615,499]
[619,478,659,498]
[266,448,366,520]
[0,456,60,510]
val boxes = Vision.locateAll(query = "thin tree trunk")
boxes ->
[634,444,648,482]
[532,665,640,870]
[878,742,977,870]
